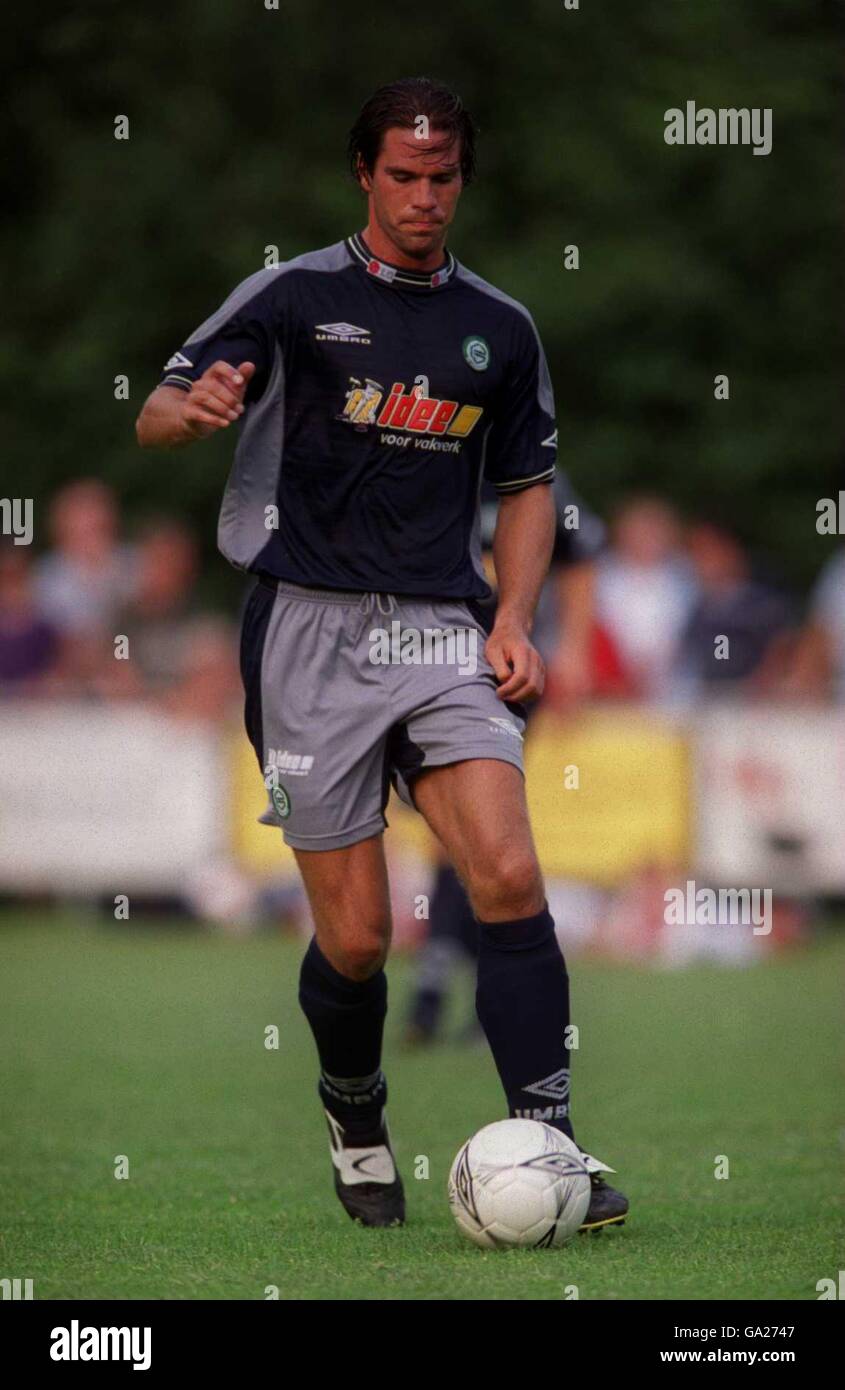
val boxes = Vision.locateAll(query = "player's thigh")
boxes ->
[294,834,392,979]
[411,759,544,921]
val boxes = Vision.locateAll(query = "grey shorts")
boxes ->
[240,576,526,851]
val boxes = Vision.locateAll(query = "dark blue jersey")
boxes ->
[159,233,558,598]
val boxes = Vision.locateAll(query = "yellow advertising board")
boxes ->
[229,708,690,887]
[523,709,690,884]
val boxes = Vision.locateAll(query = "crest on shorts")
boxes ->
[270,782,291,819]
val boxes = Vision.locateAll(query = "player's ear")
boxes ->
[356,156,372,193]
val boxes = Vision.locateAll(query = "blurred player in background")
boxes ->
[674,518,796,699]
[136,77,628,1233]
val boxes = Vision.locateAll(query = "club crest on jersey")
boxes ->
[338,378,484,439]
[462,335,490,371]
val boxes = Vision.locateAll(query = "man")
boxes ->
[674,518,796,699]
[137,77,628,1233]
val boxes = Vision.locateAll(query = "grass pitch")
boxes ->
[0,912,841,1300]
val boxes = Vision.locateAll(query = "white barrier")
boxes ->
[693,704,845,893]
[0,703,226,892]
[0,700,843,896]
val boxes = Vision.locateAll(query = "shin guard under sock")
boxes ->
[475,905,575,1141]
[298,937,388,1131]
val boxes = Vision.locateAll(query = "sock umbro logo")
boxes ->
[522,1067,571,1101]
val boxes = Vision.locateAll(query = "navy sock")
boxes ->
[475,905,575,1141]
[298,937,388,1131]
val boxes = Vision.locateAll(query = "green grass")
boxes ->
[0,912,842,1300]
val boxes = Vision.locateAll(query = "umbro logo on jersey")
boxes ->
[315,322,372,344]
[541,428,558,449]
[163,351,193,370]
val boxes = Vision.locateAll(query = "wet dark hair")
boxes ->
[347,77,477,185]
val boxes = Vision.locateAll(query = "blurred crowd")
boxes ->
[546,495,844,707]
[0,480,240,719]
[1,480,844,710]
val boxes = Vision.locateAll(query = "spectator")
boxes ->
[122,521,240,718]
[160,615,242,723]
[35,479,136,639]
[0,542,60,691]
[595,496,696,700]
[783,548,845,700]
[675,520,796,696]
[120,519,202,690]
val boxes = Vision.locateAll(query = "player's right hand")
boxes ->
[182,361,257,438]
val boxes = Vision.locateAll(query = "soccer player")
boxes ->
[136,77,629,1233]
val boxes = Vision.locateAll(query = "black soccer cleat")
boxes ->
[577,1151,629,1232]
[324,1109,405,1227]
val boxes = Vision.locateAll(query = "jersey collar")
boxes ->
[347,231,455,290]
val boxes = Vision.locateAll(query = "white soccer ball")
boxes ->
[448,1119,591,1249]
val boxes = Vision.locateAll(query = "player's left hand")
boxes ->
[485,618,545,703]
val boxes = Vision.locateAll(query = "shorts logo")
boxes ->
[266,749,314,778]
[488,716,523,741]
[462,335,490,371]
[164,351,193,370]
[270,782,291,819]
[315,322,371,344]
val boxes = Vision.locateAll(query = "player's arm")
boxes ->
[136,362,256,449]
[483,311,558,702]
[136,270,277,449]
[487,484,555,703]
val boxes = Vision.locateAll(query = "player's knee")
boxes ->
[333,931,389,981]
[468,849,544,921]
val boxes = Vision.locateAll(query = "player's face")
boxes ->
[359,126,463,266]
